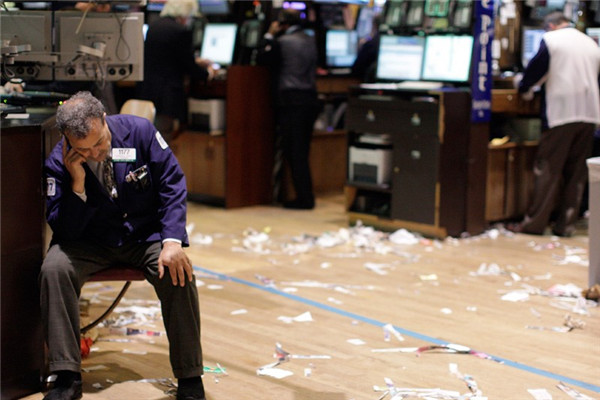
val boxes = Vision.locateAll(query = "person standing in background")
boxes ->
[138,0,214,142]
[513,11,600,237]
[351,13,381,83]
[257,8,319,210]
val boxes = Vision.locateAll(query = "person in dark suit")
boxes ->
[40,91,206,400]
[351,13,381,83]
[138,0,213,141]
[257,8,319,209]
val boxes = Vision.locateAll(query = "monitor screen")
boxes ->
[326,29,358,68]
[376,35,425,81]
[0,11,52,59]
[200,23,238,66]
[521,27,545,68]
[0,10,54,80]
[199,0,230,15]
[586,27,600,45]
[421,35,473,82]
[146,0,166,12]
[55,11,144,81]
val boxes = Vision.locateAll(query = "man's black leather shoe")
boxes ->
[177,376,206,400]
[43,379,82,400]
[176,395,206,400]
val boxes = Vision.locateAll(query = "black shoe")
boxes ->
[283,199,314,210]
[177,376,206,400]
[43,379,82,400]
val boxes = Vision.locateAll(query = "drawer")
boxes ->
[492,89,540,114]
[346,95,439,135]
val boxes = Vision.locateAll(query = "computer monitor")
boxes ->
[55,11,144,81]
[198,0,230,15]
[325,29,358,68]
[0,10,54,80]
[586,27,600,44]
[425,0,449,17]
[420,35,473,83]
[375,35,425,81]
[200,23,238,66]
[146,0,167,12]
[521,27,545,68]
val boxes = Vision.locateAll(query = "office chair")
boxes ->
[80,99,157,334]
[119,99,156,123]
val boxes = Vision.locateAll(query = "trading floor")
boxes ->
[21,194,599,400]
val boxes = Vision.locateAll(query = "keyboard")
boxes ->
[359,81,444,91]
[0,91,70,106]
[394,81,444,90]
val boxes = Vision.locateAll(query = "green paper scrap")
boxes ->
[203,366,227,374]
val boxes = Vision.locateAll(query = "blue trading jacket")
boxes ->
[44,114,189,247]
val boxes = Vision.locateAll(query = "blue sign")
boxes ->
[471,0,495,123]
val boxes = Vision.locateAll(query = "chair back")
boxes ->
[120,99,156,123]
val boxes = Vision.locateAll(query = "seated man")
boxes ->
[40,91,206,400]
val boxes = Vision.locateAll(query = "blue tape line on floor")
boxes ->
[193,265,600,393]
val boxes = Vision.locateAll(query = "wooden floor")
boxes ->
[23,194,599,400]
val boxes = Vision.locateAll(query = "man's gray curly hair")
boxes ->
[160,0,198,18]
[56,91,105,139]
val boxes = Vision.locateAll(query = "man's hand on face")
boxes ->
[158,241,194,287]
[62,137,87,194]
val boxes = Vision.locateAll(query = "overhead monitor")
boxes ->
[146,0,167,12]
[200,23,238,66]
[521,27,545,68]
[375,35,425,81]
[451,0,473,29]
[425,0,449,17]
[0,10,54,80]
[384,0,405,28]
[421,35,473,82]
[325,29,358,68]
[55,11,144,81]
[198,0,230,15]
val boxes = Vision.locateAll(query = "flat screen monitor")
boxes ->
[375,35,425,81]
[199,0,230,15]
[55,11,144,81]
[0,11,52,59]
[326,29,358,68]
[0,10,54,80]
[521,27,545,68]
[421,35,473,82]
[200,23,238,66]
[146,0,166,12]
[586,27,600,44]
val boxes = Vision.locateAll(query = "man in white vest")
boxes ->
[515,11,600,237]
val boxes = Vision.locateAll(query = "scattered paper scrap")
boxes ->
[501,291,530,302]
[556,381,595,400]
[277,311,313,324]
[528,388,553,400]
[256,366,293,379]
[383,323,405,342]
[347,338,366,346]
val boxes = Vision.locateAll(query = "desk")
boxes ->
[1,112,54,399]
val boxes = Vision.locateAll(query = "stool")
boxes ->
[80,267,145,334]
